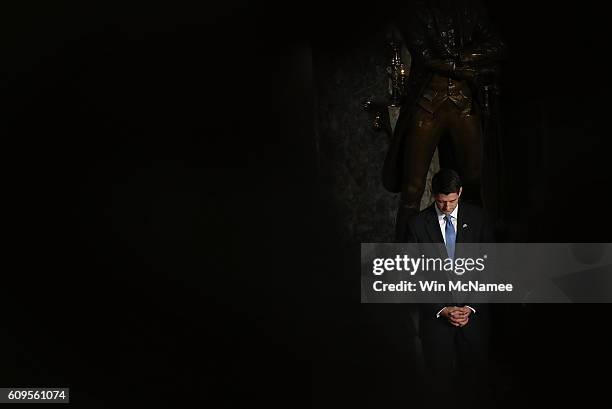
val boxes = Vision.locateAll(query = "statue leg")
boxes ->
[396,106,444,241]
[448,110,483,207]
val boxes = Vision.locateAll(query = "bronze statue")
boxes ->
[383,0,506,240]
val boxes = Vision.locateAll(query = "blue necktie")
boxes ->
[444,214,456,259]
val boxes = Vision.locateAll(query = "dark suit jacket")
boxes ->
[404,202,495,346]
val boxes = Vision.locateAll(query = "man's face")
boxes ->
[434,187,462,214]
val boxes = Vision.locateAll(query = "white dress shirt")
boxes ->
[434,203,458,243]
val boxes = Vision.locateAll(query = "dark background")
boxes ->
[1,1,610,408]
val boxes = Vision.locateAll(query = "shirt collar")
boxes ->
[435,202,459,221]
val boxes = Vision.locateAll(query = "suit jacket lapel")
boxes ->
[424,205,447,259]
[455,204,473,260]
[455,204,471,244]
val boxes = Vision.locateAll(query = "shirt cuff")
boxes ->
[435,307,446,318]
[466,305,476,314]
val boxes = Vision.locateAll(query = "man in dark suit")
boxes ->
[404,168,495,407]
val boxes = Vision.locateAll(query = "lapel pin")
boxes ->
[462,223,468,228]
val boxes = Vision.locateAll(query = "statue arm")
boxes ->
[403,6,457,76]
[459,0,506,65]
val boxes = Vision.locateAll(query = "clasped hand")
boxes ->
[440,306,472,327]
